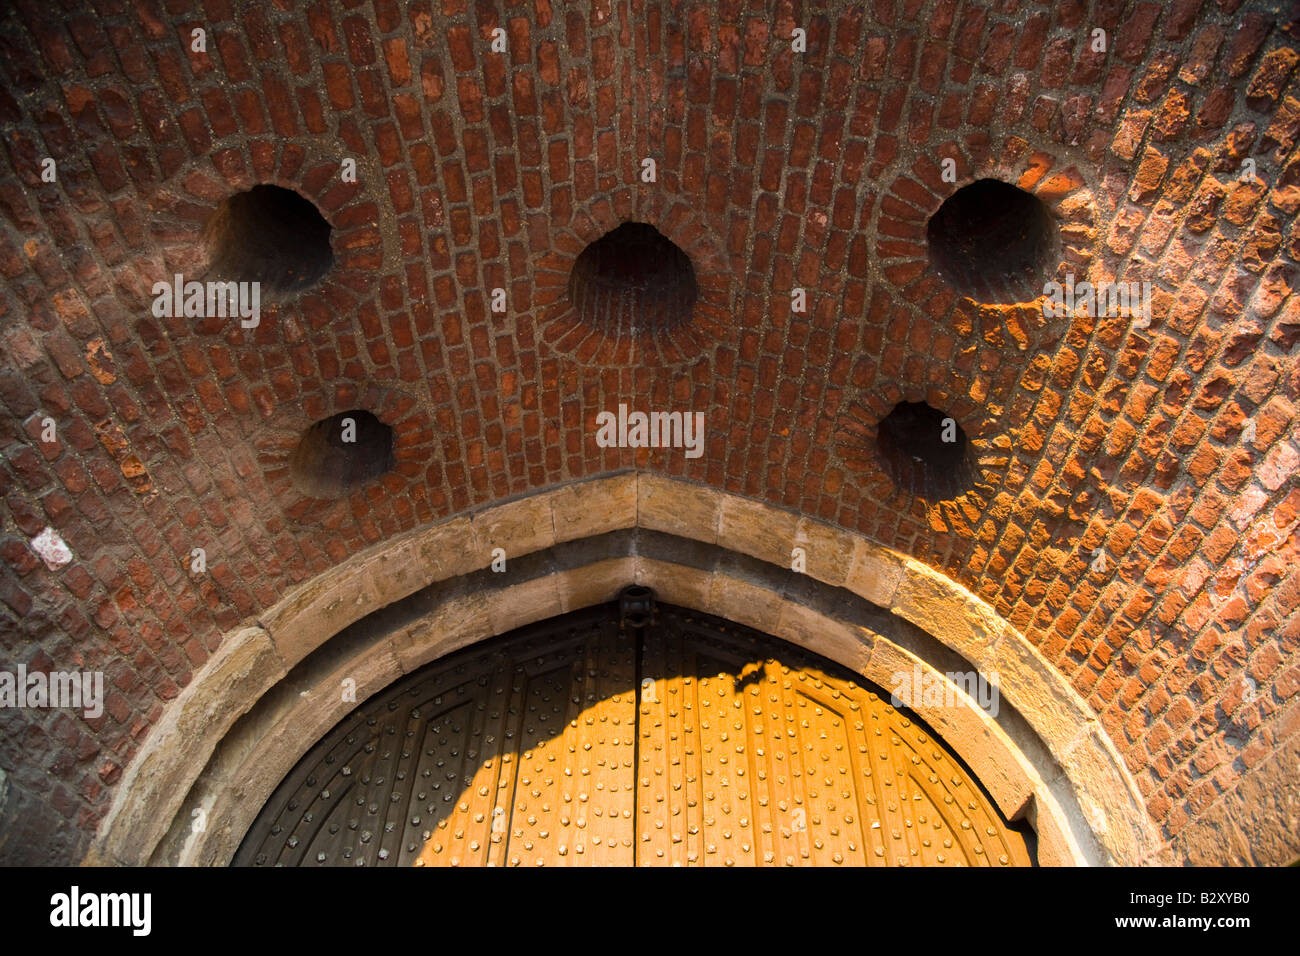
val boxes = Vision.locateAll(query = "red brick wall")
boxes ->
[0,0,1296,863]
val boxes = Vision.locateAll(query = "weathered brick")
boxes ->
[0,0,1293,871]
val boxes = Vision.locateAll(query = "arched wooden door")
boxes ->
[235,600,1034,866]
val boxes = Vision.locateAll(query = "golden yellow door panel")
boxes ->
[637,610,1032,866]
[235,601,1032,867]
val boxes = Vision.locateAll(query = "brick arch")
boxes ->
[87,474,1157,868]
[253,381,437,527]
[142,141,389,349]
[831,380,1011,520]
[529,188,738,366]
[826,141,1108,542]
[3,0,1298,871]
[874,137,1100,346]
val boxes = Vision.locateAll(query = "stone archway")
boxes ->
[233,599,1036,867]
[87,473,1158,868]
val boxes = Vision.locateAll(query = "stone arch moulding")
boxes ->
[86,473,1159,868]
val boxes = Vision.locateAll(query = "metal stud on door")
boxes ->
[235,598,1033,867]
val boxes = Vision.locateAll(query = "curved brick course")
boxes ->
[0,0,1297,865]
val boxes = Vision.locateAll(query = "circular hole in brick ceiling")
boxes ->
[289,410,394,497]
[202,185,334,295]
[876,401,976,500]
[567,222,698,335]
[926,179,1058,304]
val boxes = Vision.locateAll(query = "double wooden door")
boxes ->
[235,601,1033,867]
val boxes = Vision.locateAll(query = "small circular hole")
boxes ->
[290,410,393,497]
[876,401,975,500]
[567,222,698,335]
[202,184,334,295]
[926,179,1058,304]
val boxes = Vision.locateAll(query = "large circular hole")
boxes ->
[926,179,1058,304]
[202,184,334,295]
[289,410,394,497]
[567,222,698,335]
[876,401,975,500]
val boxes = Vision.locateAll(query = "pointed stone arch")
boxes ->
[88,473,1157,867]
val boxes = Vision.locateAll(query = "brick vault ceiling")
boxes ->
[0,0,1297,865]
